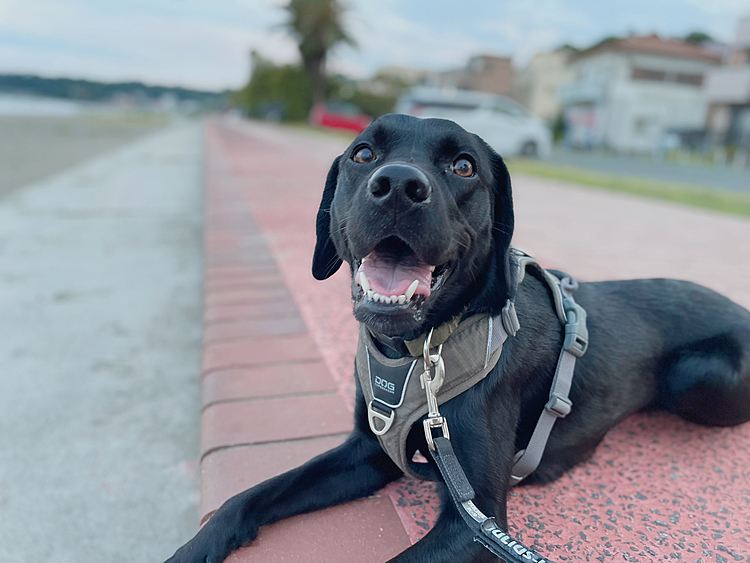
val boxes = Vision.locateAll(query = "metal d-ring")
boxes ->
[367,401,395,435]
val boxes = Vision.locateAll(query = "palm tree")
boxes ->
[282,0,354,105]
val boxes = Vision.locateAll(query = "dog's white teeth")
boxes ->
[405,280,419,300]
[359,272,371,293]
[429,265,436,272]
[365,289,409,305]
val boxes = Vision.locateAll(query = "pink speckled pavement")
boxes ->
[203,116,750,562]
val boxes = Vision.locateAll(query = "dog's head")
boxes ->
[312,114,514,338]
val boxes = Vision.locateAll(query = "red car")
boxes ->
[309,101,372,133]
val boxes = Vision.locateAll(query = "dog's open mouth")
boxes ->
[354,236,451,308]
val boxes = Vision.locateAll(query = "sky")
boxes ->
[0,0,747,91]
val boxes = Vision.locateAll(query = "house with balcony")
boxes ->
[558,35,722,153]
[705,14,750,157]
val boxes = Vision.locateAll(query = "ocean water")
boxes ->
[0,94,91,116]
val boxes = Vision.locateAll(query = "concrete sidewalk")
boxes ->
[0,121,203,563]
[202,116,750,562]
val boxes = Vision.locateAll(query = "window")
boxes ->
[675,73,703,86]
[633,116,656,135]
[632,68,666,82]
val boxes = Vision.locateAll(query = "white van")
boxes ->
[396,86,552,159]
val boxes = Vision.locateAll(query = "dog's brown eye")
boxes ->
[453,158,474,177]
[353,147,375,164]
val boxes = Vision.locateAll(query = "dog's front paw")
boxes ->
[164,514,258,563]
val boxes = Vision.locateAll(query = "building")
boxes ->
[377,66,430,86]
[514,48,575,121]
[558,35,722,153]
[705,14,750,156]
[356,66,429,99]
[427,55,514,98]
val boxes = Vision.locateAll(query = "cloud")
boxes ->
[330,0,601,75]
[0,0,746,89]
[0,0,298,89]
[683,0,749,16]
[331,1,487,77]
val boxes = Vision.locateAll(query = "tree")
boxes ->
[281,0,354,105]
[233,52,313,121]
[684,31,713,44]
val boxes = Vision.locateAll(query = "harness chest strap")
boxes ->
[355,256,588,484]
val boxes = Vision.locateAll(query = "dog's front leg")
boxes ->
[389,485,501,563]
[165,425,402,563]
[389,392,520,563]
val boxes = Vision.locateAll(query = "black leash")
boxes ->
[419,330,556,563]
[428,435,555,563]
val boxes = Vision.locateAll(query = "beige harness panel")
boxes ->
[356,314,507,479]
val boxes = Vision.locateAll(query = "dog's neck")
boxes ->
[367,330,412,359]
[367,307,469,360]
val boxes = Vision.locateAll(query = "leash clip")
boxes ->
[421,328,449,450]
[423,416,450,451]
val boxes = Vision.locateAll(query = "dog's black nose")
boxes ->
[367,164,431,205]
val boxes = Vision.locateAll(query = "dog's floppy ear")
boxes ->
[489,151,515,299]
[312,155,344,280]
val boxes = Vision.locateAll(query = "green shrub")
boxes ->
[234,53,313,121]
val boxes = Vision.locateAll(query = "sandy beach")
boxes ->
[0,113,169,196]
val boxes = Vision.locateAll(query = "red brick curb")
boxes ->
[198,119,411,562]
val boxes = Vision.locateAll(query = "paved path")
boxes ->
[0,122,203,563]
[202,117,750,562]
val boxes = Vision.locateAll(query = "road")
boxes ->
[0,119,202,562]
[549,146,750,192]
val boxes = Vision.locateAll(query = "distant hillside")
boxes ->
[0,74,228,107]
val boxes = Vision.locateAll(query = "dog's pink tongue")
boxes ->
[356,254,432,297]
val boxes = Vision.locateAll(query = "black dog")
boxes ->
[167,114,750,563]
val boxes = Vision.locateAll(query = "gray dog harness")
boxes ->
[355,250,589,485]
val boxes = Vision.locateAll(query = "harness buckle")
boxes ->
[546,393,572,418]
[562,296,589,357]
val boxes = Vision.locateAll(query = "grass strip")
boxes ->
[506,158,750,218]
